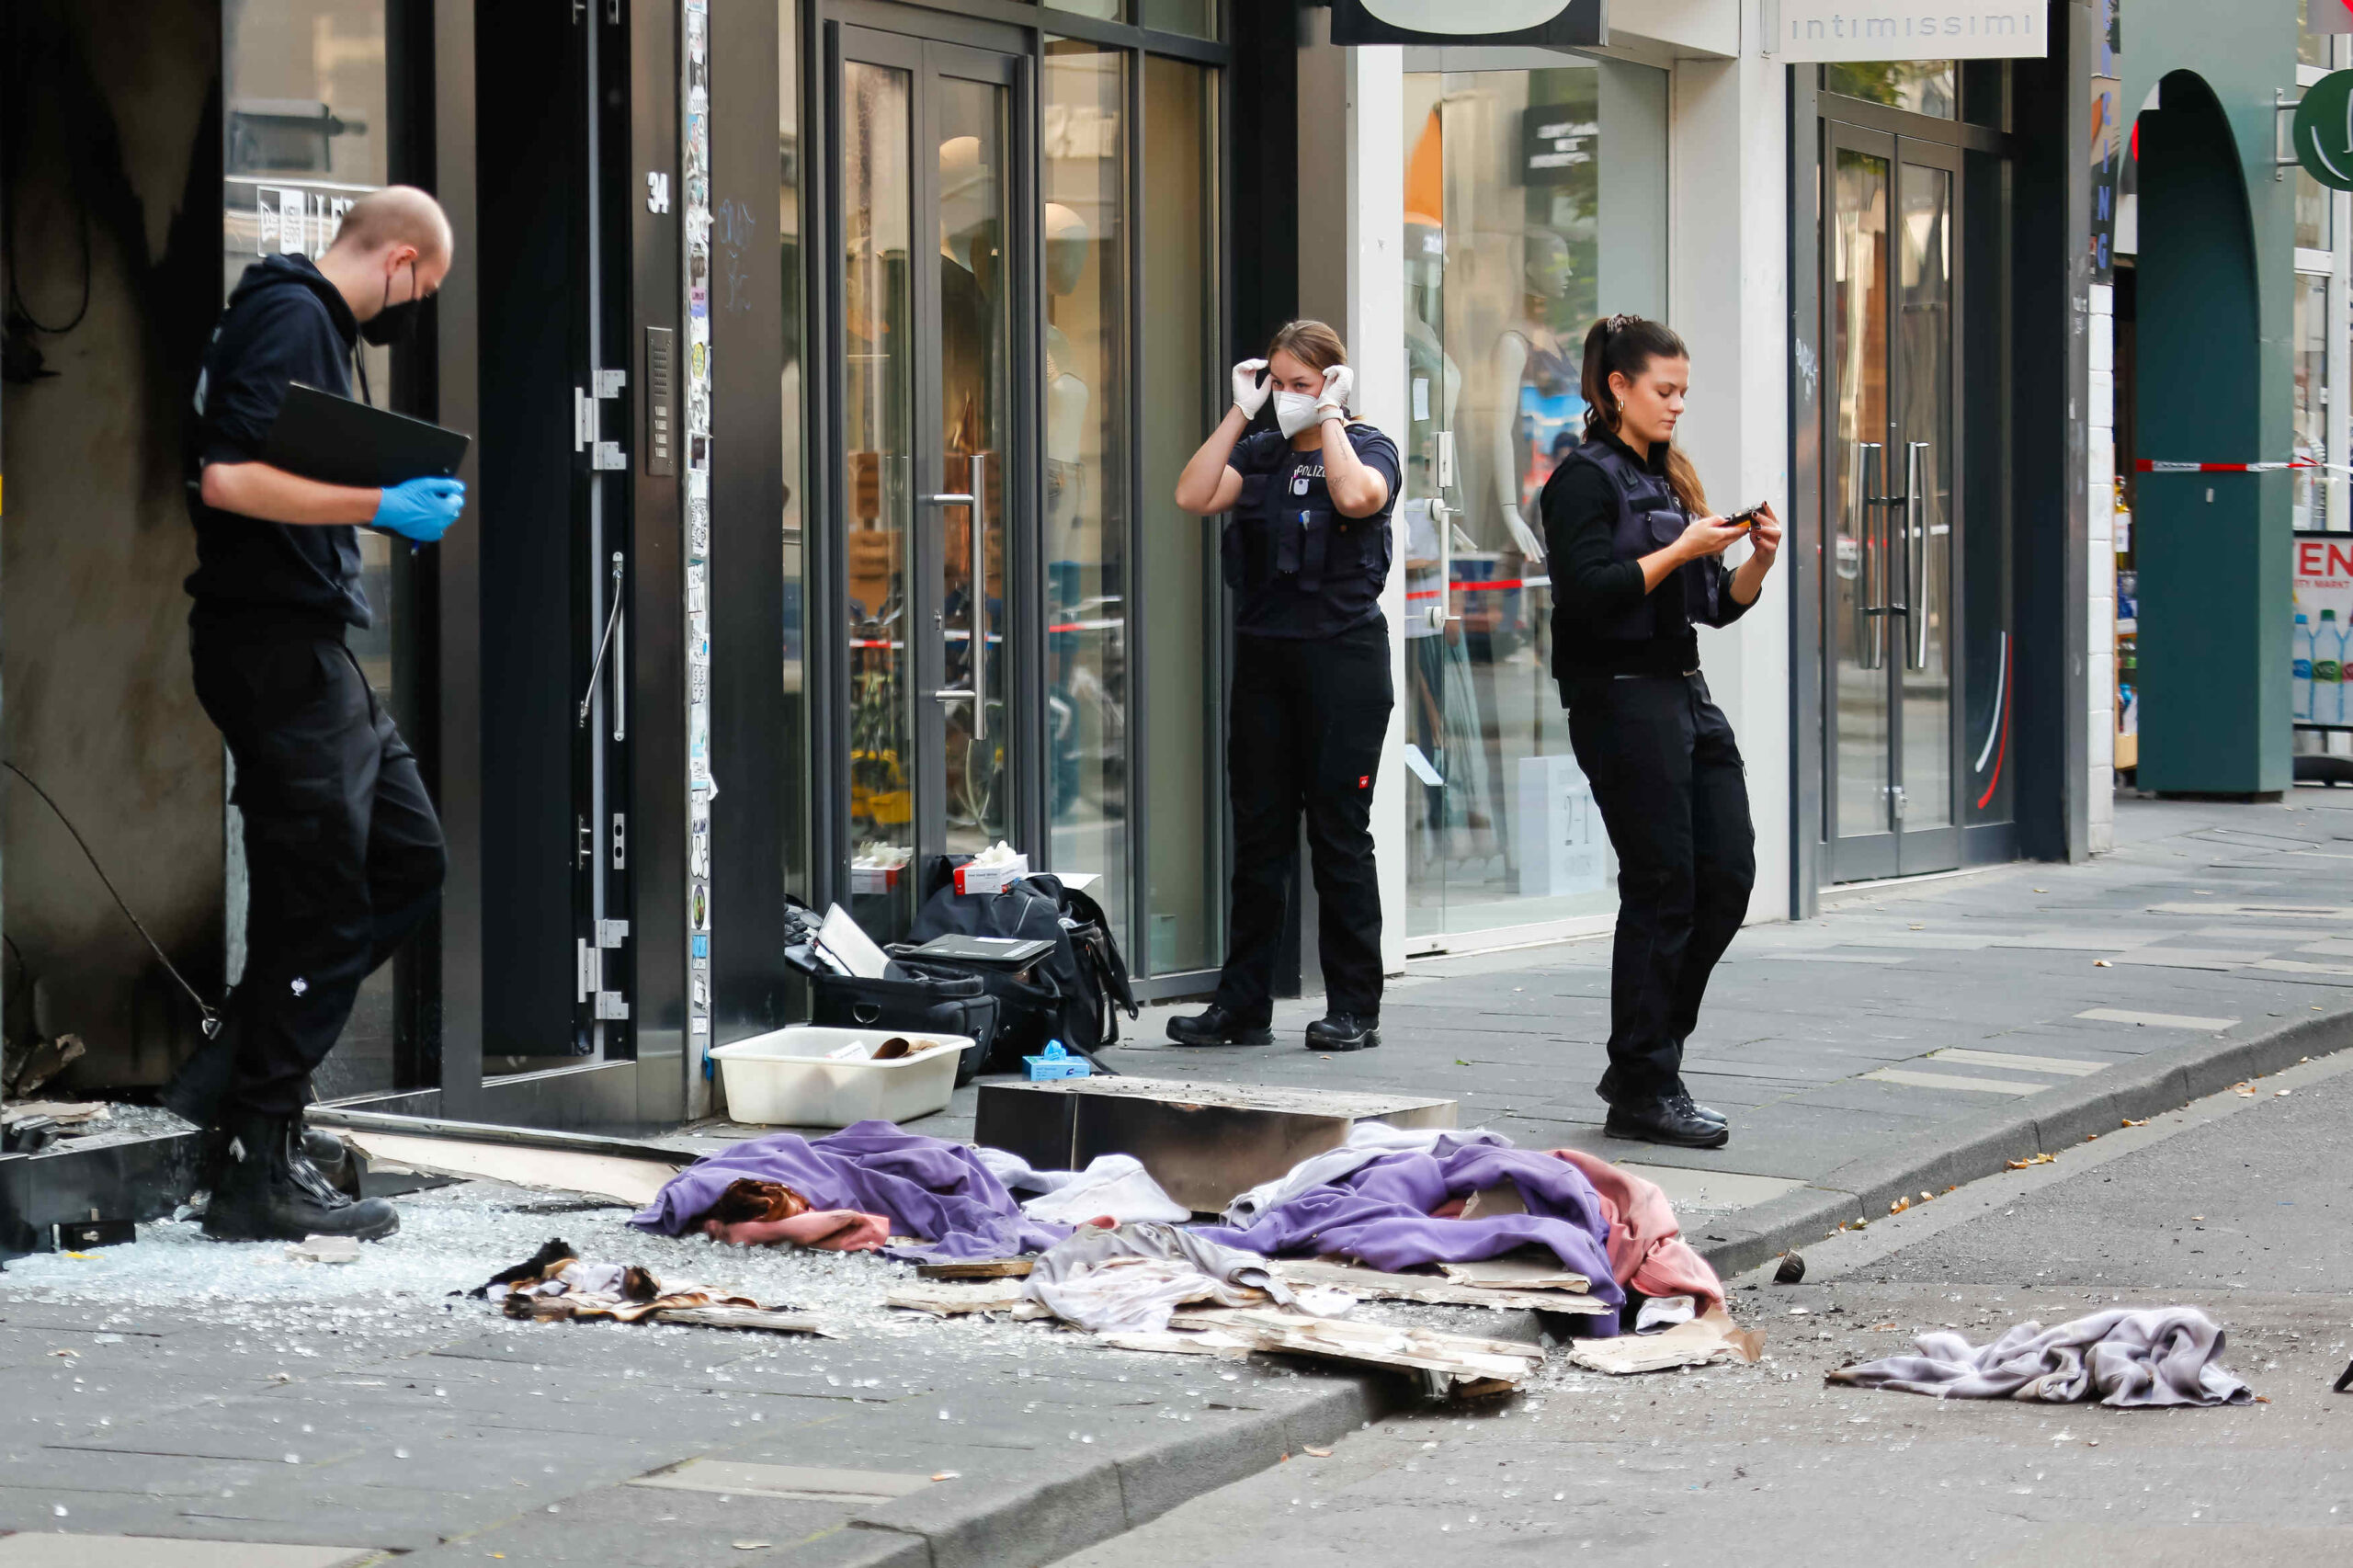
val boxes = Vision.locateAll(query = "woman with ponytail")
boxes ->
[1538,314,1781,1150]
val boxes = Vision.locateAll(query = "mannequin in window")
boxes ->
[1041,200,1100,819]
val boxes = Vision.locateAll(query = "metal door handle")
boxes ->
[1430,498,1456,631]
[612,585,627,742]
[579,552,625,730]
[1855,441,1884,670]
[1905,441,1930,672]
[922,478,986,741]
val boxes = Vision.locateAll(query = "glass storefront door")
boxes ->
[1398,59,1666,947]
[836,28,1021,940]
[1824,125,1963,881]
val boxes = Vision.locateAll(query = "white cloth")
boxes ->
[972,1149,1192,1225]
[1029,1256,1256,1335]
[1828,1307,2254,1408]
[1634,1294,1697,1335]
[1217,1122,1514,1227]
[1025,1221,1299,1335]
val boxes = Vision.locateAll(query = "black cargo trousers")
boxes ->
[190,617,446,1119]
[1564,671,1755,1103]
[1212,619,1393,1024]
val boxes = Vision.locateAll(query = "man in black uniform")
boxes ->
[166,186,464,1242]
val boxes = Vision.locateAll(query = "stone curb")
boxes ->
[1695,1006,2353,1279]
[830,1372,1395,1568]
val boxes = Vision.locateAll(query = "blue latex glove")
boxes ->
[374,476,466,544]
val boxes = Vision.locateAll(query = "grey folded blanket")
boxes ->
[1826,1307,2253,1407]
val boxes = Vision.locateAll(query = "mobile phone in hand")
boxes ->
[1722,503,1767,530]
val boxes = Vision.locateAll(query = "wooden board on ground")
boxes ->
[1094,1329,1253,1359]
[1167,1306,1545,1393]
[885,1279,1048,1317]
[915,1257,1035,1280]
[1563,1308,1763,1375]
[1275,1257,1607,1315]
[647,1306,830,1336]
[341,1130,682,1209]
[1435,1255,1593,1294]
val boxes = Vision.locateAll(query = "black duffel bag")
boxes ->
[904,865,1137,1073]
[783,901,997,1086]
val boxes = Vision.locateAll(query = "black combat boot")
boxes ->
[203,1110,399,1242]
[1304,1013,1380,1052]
[1166,1005,1275,1047]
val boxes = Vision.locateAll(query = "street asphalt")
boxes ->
[1052,1020,2353,1568]
[4,789,2353,1566]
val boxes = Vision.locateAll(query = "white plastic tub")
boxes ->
[709,1026,967,1128]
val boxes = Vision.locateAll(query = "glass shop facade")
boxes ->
[4,0,2129,1163]
[190,0,1233,1131]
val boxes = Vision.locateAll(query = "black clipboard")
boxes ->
[260,382,471,489]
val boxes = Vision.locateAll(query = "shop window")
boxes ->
[1140,54,1221,976]
[1042,0,1215,39]
[2298,170,2333,253]
[1041,39,1132,944]
[1140,0,1215,37]
[2304,0,2338,70]
[1399,59,1665,941]
[781,0,811,900]
[1823,61,1959,119]
[2295,274,2330,532]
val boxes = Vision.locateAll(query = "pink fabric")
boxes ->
[703,1210,892,1251]
[1546,1148,1722,1309]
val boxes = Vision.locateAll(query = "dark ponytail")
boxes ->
[1579,313,1709,517]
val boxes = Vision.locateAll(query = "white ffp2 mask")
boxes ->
[1274,389,1321,437]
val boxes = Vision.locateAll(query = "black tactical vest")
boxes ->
[1562,435,1720,641]
[1222,423,1398,640]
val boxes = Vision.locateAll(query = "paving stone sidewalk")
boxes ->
[7,790,2353,1568]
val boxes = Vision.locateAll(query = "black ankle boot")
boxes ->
[1305,1013,1380,1052]
[1604,1095,1731,1151]
[1166,1005,1275,1047]
[203,1111,399,1243]
[1597,1067,1726,1128]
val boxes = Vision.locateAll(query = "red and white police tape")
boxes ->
[2137,458,2353,473]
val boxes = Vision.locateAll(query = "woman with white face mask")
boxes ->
[1168,321,1403,1054]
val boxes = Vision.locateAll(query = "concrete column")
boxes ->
[1671,46,1791,926]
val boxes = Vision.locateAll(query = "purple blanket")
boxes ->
[630,1120,1071,1261]
[1195,1144,1624,1326]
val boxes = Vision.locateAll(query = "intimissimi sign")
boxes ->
[1768,0,2048,61]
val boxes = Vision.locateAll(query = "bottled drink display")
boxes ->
[2295,611,2315,722]
[2318,608,2346,724]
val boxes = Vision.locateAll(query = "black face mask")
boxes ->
[361,259,424,347]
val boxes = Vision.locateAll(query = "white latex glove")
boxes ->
[1316,363,1355,422]
[1231,358,1271,419]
